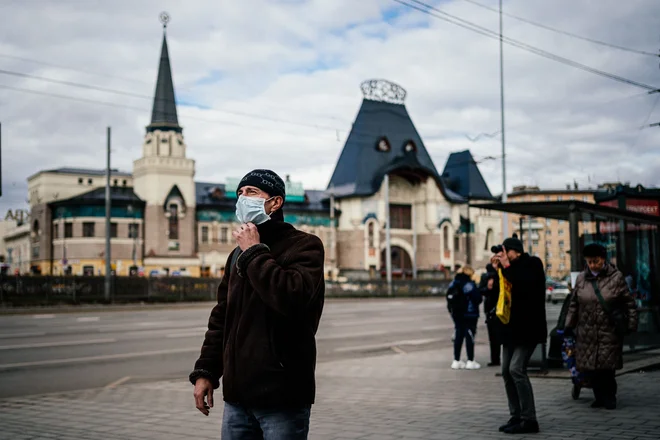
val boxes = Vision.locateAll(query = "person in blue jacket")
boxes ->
[447,265,483,370]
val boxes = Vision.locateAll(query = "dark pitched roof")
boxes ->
[43,167,132,177]
[441,150,494,201]
[147,31,181,133]
[326,98,463,203]
[49,186,143,206]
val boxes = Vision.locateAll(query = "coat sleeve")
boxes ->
[565,288,579,330]
[189,251,232,389]
[614,273,639,333]
[238,234,325,318]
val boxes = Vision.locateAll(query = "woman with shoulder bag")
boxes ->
[564,244,638,410]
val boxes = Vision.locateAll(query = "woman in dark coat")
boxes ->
[565,244,638,409]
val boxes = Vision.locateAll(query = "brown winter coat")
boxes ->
[565,264,638,371]
[190,217,325,407]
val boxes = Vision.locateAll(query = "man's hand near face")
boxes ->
[232,223,261,251]
[497,246,511,268]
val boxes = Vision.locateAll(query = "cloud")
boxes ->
[0,0,659,215]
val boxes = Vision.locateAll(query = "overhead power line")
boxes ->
[459,0,659,58]
[393,0,658,91]
[0,68,347,133]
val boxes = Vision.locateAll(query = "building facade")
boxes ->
[10,24,501,279]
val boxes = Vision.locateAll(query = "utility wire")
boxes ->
[629,93,660,149]
[0,52,351,124]
[394,0,658,91]
[459,0,658,57]
[0,68,347,133]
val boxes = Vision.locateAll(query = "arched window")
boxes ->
[368,222,375,248]
[484,228,494,251]
[168,204,179,240]
[443,225,449,252]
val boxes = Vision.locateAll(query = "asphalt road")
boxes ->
[0,299,564,398]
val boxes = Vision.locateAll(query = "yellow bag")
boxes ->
[496,268,512,324]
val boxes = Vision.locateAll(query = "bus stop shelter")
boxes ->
[471,200,660,349]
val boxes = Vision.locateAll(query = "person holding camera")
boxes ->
[479,259,501,367]
[492,237,547,435]
[564,243,638,410]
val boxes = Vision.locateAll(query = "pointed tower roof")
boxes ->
[327,79,463,203]
[442,150,494,201]
[147,15,181,133]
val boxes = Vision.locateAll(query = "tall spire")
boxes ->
[147,12,181,133]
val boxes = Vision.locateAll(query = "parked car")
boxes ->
[546,282,571,304]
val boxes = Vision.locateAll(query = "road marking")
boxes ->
[0,347,200,370]
[0,332,47,339]
[105,376,131,389]
[76,317,100,322]
[330,316,436,327]
[32,314,56,319]
[334,337,443,353]
[0,338,116,351]
[316,330,388,341]
[421,325,444,331]
[166,328,207,338]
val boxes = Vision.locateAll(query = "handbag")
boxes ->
[496,268,512,325]
[590,279,628,337]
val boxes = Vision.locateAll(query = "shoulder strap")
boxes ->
[590,279,610,314]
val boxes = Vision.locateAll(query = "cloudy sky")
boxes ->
[1,0,659,212]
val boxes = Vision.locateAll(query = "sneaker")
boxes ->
[487,362,501,367]
[451,360,466,370]
[503,419,540,434]
[499,417,521,432]
[465,360,481,370]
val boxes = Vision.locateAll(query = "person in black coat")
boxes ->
[492,237,547,435]
[479,261,501,367]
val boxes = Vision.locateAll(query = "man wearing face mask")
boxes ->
[189,169,325,440]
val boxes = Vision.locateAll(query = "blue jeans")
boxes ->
[221,402,311,440]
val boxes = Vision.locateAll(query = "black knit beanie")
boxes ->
[237,169,286,200]
[503,237,524,254]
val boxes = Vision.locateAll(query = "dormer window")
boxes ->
[403,140,417,153]
[376,137,391,152]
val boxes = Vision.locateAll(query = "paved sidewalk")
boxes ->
[1,345,659,440]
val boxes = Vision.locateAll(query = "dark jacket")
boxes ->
[500,253,547,345]
[190,216,325,407]
[479,264,499,321]
[447,273,482,320]
[565,264,638,371]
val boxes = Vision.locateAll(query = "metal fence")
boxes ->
[0,276,451,307]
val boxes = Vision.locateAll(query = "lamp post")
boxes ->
[127,204,138,272]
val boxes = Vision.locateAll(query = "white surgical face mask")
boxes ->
[235,195,274,225]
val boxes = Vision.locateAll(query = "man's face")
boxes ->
[237,185,282,215]
[506,249,521,262]
[586,256,605,274]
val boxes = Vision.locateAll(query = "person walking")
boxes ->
[493,237,547,435]
[479,260,501,367]
[565,243,638,410]
[448,266,482,370]
[189,169,325,440]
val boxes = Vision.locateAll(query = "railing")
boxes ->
[0,276,452,307]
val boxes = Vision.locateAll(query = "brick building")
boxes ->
[18,22,501,279]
